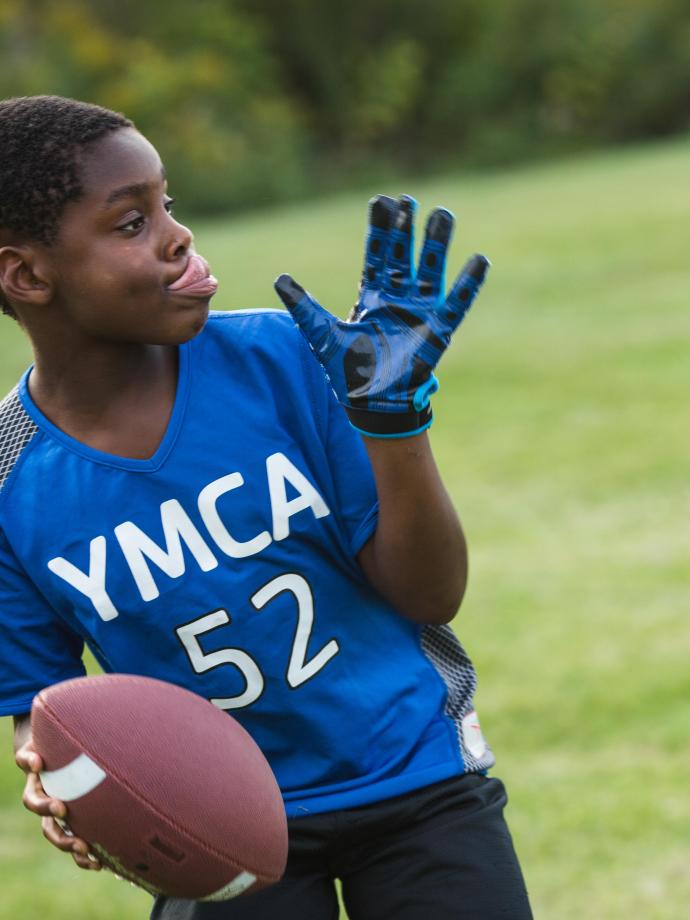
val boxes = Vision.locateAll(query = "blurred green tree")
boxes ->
[1,0,689,211]
[0,0,307,212]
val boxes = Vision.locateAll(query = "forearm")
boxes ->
[13,714,31,754]
[357,432,467,624]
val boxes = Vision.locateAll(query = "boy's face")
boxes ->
[38,127,215,345]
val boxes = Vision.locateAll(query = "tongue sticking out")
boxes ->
[168,254,218,294]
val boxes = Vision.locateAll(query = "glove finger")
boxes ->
[381,195,416,297]
[359,194,396,295]
[416,207,454,302]
[274,274,338,353]
[443,254,490,330]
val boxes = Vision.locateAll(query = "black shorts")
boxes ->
[151,773,533,920]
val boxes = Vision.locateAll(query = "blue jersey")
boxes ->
[0,310,494,817]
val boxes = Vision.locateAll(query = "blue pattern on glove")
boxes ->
[274,194,490,437]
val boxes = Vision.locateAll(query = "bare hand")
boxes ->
[15,736,101,871]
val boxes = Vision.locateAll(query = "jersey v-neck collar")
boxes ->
[17,342,192,472]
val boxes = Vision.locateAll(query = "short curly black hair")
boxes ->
[0,95,132,319]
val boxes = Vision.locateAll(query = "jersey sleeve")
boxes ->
[0,529,85,716]
[298,333,379,556]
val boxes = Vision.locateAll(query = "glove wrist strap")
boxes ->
[345,404,433,438]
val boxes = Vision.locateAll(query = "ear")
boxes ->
[0,245,52,308]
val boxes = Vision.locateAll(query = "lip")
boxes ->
[167,253,218,297]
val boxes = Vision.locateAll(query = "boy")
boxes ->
[1,96,532,919]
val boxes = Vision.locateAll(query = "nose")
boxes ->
[164,215,193,262]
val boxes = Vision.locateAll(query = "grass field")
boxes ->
[1,135,688,919]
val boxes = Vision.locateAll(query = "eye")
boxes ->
[164,196,176,216]
[116,213,145,233]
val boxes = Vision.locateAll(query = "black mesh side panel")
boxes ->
[0,387,38,494]
[420,624,495,772]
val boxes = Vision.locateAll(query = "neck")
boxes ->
[29,340,176,420]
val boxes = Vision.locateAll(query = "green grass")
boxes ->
[1,134,689,918]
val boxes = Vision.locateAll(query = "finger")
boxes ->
[64,826,102,871]
[23,771,66,818]
[42,815,101,870]
[72,842,102,871]
[41,814,76,851]
[73,851,102,870]
[444,254,490,329]
[15,746,43,774]
[416,207,454,302]
[382,195,416,296]
[41,815,80,851]
[360,194,396,296]
[274,274,338,355]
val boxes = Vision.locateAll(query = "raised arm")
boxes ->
[356,432,466,623]
[274,195,488,624]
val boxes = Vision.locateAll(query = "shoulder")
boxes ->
[0,384,39,500]
[195,308,318,382]
[204,308,297,343]
[192,307,331,437]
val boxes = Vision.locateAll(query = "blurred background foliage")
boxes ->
[1,0,689,214]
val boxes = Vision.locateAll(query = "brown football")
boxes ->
[31,674,288,901]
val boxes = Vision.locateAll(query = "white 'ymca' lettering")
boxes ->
[266,452,329,540]
[47,453,331,620]
[114,500,219,602]
[198,473,272,558]
[47,536,119,623]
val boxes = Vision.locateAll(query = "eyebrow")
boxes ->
[103,166,167,208]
